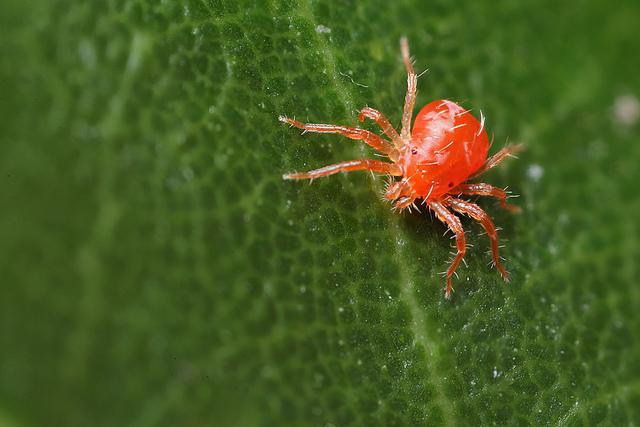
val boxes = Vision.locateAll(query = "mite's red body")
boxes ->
[280,38,521,298]
[403,100,489,199]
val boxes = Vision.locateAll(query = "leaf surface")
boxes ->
[1,0,640,426]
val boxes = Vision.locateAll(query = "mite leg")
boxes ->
[400,37,417,142]
[283,159,401,180]
[446,197,509,282]
[428,200,466,299]
[385,176,414,200]
[470,144,524,178]
[386,179,418,210]
[358,107,403,149]
[455,183,521,213]
[279,116,398,159]
[384,181,405,201]
[394,196,418,211]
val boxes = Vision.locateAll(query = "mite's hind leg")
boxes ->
[470,144,524,178]
[400,37,417,142]
[279,116,398,159]
[446,197,510,282]
[428,200,467,299]
[283,160,401,180]
[358,107,403,149]
[455,183,521,213]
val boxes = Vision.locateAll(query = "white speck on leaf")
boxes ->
[78,39,96,69]
[527,164,544,182]
[126,32,151,75]
[612,94,640,127]
[315,24,332,34]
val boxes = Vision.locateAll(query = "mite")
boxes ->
[280,38,521,298]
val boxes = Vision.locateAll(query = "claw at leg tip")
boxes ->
[444,283,454,299]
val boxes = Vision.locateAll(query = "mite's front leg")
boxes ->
[283,159,401,180]
[279,116,398,159]
[400,37,417,142]
[358,107,403,149]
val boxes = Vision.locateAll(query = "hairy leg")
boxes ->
[455,183,521,213]
[358,107,403,150]
[470,144,524,178]
[279,116,398,158]
[283,159,401,180]
[428,200,466,299]
[400,37,417,142]
[446,197,509,281]
[394,195,417,211]
[385,176,413,199]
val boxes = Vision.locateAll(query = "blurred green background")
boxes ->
[1,0,639,426]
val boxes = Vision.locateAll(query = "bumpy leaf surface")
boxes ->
[1,0,640,426]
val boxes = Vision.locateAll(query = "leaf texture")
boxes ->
[1,0,640,426]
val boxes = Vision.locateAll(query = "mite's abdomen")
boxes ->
[400,99,490,198]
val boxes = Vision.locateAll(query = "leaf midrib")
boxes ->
[297,1,455,424]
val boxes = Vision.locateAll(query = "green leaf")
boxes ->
[2,0,640,426]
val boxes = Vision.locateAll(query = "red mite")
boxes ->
[281,38,521,298]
